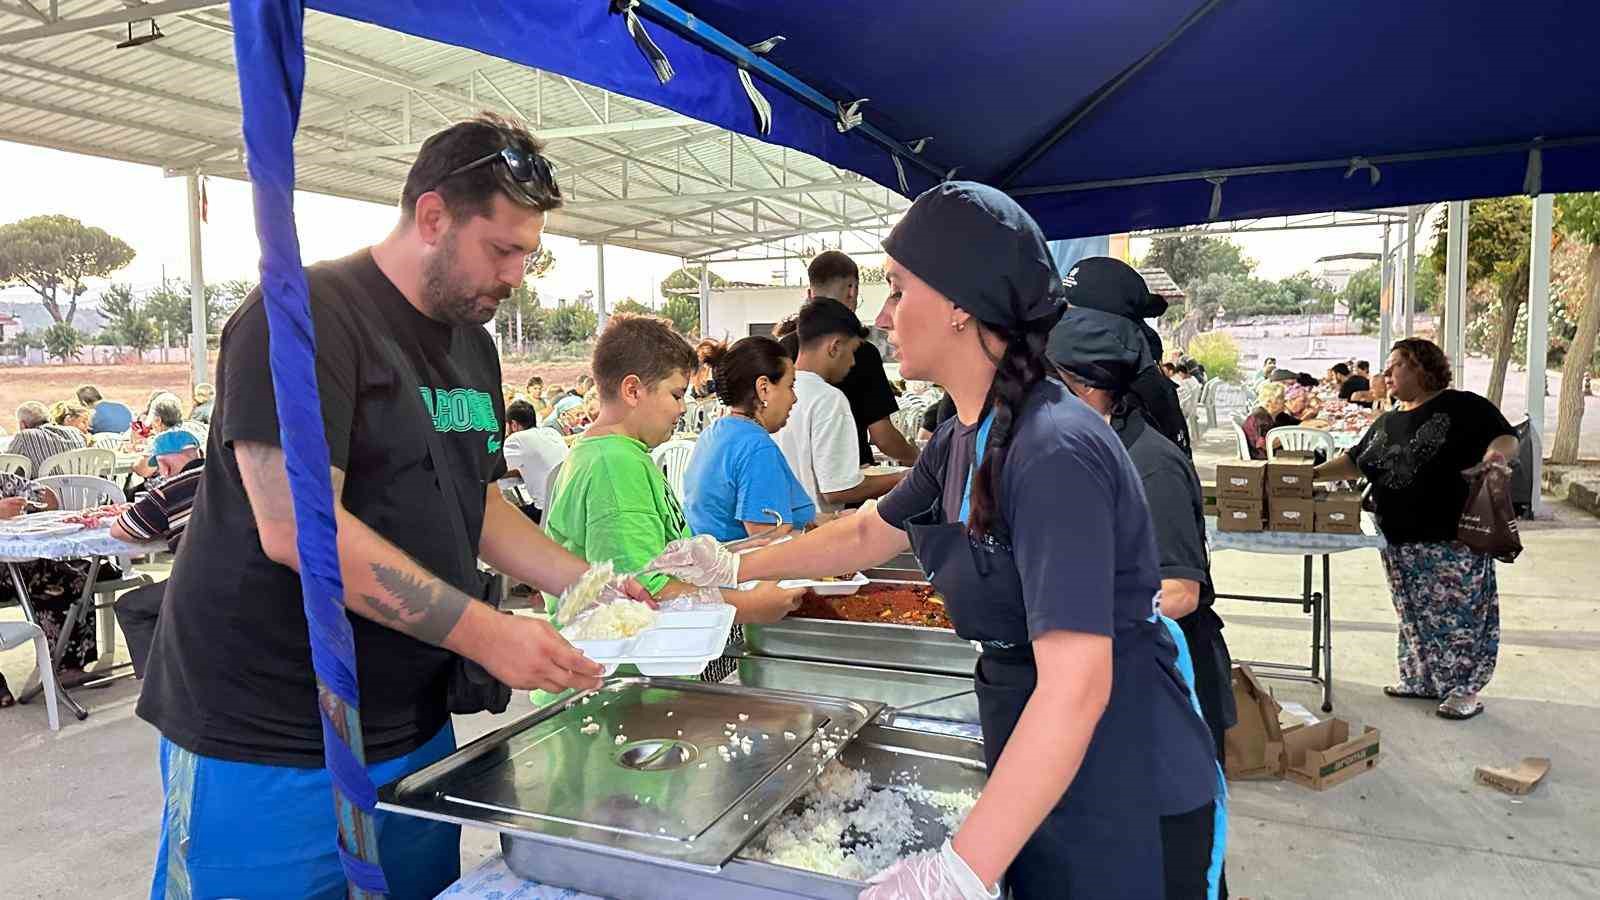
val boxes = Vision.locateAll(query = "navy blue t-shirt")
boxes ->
[878,379,1162,642]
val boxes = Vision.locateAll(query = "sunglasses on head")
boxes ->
[426,144,560,209]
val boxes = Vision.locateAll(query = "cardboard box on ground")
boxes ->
[1224,664,1381,790]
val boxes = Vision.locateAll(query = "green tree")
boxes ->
[1342,264,1382,328]
[145,277,243,341]
[660,293,701,336]
[549,300,599,344]
[1551,193,1600,464]
[41,321,85,363]
[0,214,135,326]
[1185,331,1241,383]
[1141,234,1254,287]
[1428,197,1534,404]
[610,297,655,317]
[98,282,160,354]
[659,266,726,300]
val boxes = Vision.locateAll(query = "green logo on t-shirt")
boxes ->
[486,435,502,454]
[417,387,499,439]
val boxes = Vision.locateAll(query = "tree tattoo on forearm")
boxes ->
[362,563,470,646]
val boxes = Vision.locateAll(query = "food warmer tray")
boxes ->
[500,723,987,900]
[736,656,978,724]
[377,678,880,871]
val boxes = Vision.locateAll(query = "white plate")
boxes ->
[776,571,870,596]
[567,605,736,677]
[861,464,908,477]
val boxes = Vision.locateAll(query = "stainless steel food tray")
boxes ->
[376,678,881,870]
[500,724,987,900]
[737,656,978,724]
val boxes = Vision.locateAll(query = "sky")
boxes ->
[0,139,1397,318]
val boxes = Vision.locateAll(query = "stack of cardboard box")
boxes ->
[1314,490,1363,534]
[1266,459,1315,532]
[1215,461,1266,532]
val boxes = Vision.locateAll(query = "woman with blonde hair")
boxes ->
[1241,381,1285,459]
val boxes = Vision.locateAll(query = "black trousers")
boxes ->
[112,579,165,678]
[1162,800,1224,900]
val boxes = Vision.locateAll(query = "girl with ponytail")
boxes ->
[694,182,1224,899]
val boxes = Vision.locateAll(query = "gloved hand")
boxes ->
[647,535,741,588]
[859,840,999,900]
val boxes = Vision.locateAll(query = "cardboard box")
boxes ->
[1281,719,1381,790]
[1268,496,1316,532]
[1216,497,1265,533]
[1315,490,1364,534]
[1215,460,1266,499]
[1474,757,1551,795]
[1266,459,1316,498]
[1273,448,1317,462]
[1224,665,1286,780]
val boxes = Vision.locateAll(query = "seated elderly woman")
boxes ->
[1241,381,1287,459]
[130,393,187,479]
[0,474,109,707]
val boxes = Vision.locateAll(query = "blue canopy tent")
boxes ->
[226,1,1600,893]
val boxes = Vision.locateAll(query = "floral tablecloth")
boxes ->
[1206,516,1386,555]
[437,855,604,900]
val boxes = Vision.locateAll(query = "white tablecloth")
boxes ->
[1205,516,1386,555]
[438,855,605,900]
[0,526,163,562]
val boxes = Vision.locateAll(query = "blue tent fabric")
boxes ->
[229,0,387,893]
[305,0,1600,238]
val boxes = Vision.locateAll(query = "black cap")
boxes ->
[1063,257,1168,320]
[881,181,1063,330]
[796,296,868,345]
[1046,306,1154,391]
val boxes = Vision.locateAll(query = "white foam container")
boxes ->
[567,604,736,677]
[776,571,870,596]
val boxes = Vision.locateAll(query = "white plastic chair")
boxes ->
[1229,414,1252,460]
[541,459,565,533]
[651,439,697,500]
[32,474,122,511]
[37,447,116,479]
[1,621,61,731]
[1266,426,1336,461]
[90,432,128,451]
[0,453,31,479]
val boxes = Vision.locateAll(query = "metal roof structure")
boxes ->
[0,0,907,261]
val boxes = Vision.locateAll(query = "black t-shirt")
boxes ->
[920,394,957,435]
[1116,415,1214,609]
[834,340,901,464]
[1349,389,1514,545]
[139,249,508,767]
[1339,374,1371,406]
[1273,411,1302,429]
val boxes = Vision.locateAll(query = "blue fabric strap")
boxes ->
[957,411,996,525]
[229,0,387,895]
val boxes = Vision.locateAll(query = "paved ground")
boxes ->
[3,430,1597,898]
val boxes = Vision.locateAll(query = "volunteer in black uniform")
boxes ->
[660,183,1221,899]
[1046,298,1236,765]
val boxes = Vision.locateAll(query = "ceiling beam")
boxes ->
[563,180,866,213]
[295,115,697,165]
[0,0,222,46]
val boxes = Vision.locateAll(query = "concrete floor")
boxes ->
[4,435,1598,898]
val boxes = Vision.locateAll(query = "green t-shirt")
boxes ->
[544,433,691,604]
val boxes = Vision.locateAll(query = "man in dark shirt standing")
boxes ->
[806,251,918,466]
[139,114,644,899]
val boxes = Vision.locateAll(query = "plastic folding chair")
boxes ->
[0,453,31,479]
[0,622,60,731]
[1266,426,1336,461]
[1230,414,1252,460]
[540,459,566,534]
[651,438,697,501]
[32,474,122,511]
[37,448,117,479]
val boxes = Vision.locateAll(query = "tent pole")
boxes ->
[595,242,607,322]
[1403,206,1419,338]
[1378,223,1392,357]
[698,263,711,339]
[186,171,207,390]
[1444,200,1469,378]
[1526,194,1553,517]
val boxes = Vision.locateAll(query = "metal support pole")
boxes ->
[595,242,607,320]
[1444,200,1470,376]
[1403,206,1419,338]
[698,263,711,339]
[185,171,207,388]
[1527,194,1553,517]
[1378,223,1392,355]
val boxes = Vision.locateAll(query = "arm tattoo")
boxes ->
[362,562,470,646]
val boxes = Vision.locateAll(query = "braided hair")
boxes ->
[966,316,1058,542]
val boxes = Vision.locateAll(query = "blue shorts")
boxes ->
[150,725,461,900]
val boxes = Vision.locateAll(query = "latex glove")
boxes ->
[859,840,998,900]
[647,535,741,588]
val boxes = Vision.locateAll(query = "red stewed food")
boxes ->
[791,583,952,629]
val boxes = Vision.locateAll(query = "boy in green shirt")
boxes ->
[544,314,803,628]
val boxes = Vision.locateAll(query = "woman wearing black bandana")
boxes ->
[658,183,1222,899]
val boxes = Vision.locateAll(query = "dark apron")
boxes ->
[905,499,1216,898]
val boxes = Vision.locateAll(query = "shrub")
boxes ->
[1186,331,1242,383]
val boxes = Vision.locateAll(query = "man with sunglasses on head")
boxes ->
[140,113,650,899]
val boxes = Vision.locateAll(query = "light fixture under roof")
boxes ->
[115,19,165,50]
